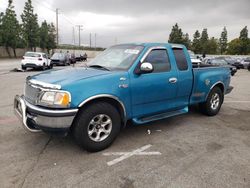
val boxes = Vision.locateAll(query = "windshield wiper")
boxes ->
[88,65,110,71]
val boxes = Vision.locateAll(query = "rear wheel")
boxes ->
[21,66,26,71]
[73,102,121,152]
[42,63,46,71]
[49,63,53,69]
[199,86,223,116]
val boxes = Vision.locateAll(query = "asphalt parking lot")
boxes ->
[0,59,250,188]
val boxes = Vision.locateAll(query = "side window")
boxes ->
[144,49,171,73]
[173,48,188,71]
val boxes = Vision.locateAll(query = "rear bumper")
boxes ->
[14,95,78,133]
[22,64,43,68]
[226,86,234,94]
[51,60,65,65]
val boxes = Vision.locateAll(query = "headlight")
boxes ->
[39,91,71,108]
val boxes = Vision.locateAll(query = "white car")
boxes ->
[21,52,52,71]
[241,57,250,69]
[188,52,201,67]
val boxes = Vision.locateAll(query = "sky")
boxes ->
[0,0,250,47]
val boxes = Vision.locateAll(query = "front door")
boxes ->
[130,47,178,118]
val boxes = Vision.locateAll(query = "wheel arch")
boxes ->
[205,81,225,101]
[77,94,127,127]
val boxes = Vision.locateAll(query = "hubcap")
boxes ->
[210,93,220,110]
[87,114,112,142]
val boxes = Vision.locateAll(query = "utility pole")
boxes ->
[56,8,59,45]
[89,33,92,48]
[72,27,76,54]
[76,25,83,47]
[94,33,97,51]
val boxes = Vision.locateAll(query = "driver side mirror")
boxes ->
[138,62,154,74]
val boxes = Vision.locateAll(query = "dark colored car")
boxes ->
[75,53,83,61]
[75,52,88,61]
[82,53,88,61]
[69,54,76,64]
[218,57,244,69]
[208,58,237,76]
[50,52,70,66]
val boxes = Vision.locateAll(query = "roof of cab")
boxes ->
[116,42,185,49]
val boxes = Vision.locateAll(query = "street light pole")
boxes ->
[56,8,59,45]
[76,25,83,47]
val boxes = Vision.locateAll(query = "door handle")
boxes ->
[169,77,178,83]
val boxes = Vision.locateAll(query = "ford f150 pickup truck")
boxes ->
[14,43,233,152]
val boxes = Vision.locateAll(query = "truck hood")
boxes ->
[30,67,111,87]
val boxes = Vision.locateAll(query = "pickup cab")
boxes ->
[14,43,233,152]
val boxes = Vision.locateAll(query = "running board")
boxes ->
[132,106,188,124]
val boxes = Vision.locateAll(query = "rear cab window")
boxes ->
[172,48,188,71]
[144,49,171,73]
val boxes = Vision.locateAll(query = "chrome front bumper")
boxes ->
[14,95,78,132]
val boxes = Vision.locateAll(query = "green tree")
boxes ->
[1,0,21,57]
[168,23,184,44]
[21,0,39,51]
[46,23,56,54]
[239,26,249,55]
[168,23,191,49]
[39,20,49,50]
[0,12,4,45]
[207,37,219,54]
[200,28,209,55]
[182,33,191,49]
[227,38,241,55]
[191,30,202,54]
[219,27,228,54]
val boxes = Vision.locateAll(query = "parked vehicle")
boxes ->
[241,57,250,69]
[14,43,233,152]
[21,52,52,70]
[189,53,201,68]
[232,58,244,69]
[83,53,88,61]
[50,52,70,66]
[69,54,76,64]
[75,53,83,61]
[207,58,237,76]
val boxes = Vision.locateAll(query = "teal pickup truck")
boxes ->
[14,43,233,151]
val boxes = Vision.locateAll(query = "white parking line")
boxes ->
[103,144,161,166]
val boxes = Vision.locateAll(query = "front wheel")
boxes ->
[199,86,224,116]
[73,102,121,152]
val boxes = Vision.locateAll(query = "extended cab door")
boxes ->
[171,47,193,108]
[130,46,179,118]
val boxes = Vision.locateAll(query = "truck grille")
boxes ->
[24,83,42,104]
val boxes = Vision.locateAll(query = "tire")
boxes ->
[199,86,224,116]
[73,102,121,152]
[21,66,26,71]
[49,64,53,69]
[42,63,46,71]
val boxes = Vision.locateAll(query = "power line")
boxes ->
[33,0,55,13]
[60,13,75,26]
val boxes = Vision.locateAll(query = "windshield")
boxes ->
[211,59,228,65]
[88,45,144,70]
[24,52,41,57]
[51,53,65,59]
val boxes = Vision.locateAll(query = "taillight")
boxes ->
[38,58,42,61]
